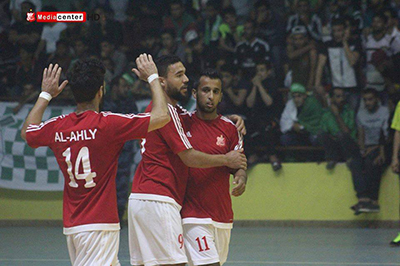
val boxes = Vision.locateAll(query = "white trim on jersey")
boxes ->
[168,105,192,149]
[182,217,233,229]
[129,193,182,210]
[26,115,66,132]
[63,223,120,235]
[101,112,151,119]
[219,116,243,150]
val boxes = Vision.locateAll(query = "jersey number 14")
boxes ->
[62,147,97,188]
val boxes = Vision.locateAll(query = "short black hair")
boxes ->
[22,1,36,11]
[194,68,221,90]
[220,64,237,75]
[384,8,397,19]
[222,6,237,17]
[67,59,106,103]
[362,88,379,98]
[254,0,271,10]
[373,12,389,24]
[330,87,345,97]
[331,18,346,27]
[155,55,182,77]
[160,28,176,39]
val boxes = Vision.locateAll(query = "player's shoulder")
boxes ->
[100,111,150,119]
[219,115,238,131]
[26,114,68,132]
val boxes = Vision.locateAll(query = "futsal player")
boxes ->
[128,55,247,266]
[180,69,247,265]
[20,54,170,266]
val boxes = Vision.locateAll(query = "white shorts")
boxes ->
[183,224,231,266]
[66,230,120,266]
[128,198,187,266]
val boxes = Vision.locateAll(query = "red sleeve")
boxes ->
[104,112,151,144]
[25,117,59,148]
[159,105,192,154]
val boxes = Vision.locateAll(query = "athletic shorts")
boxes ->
[128,198,187,266]
[183,224,231,266]
[66,230,120,266]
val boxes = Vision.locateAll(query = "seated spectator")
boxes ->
[218,6,244,63]
[157,28,186,62]
[280,83,324,147]
[9,0,42,25]
[8,1,42,52]
[14,45,40,96]
[245,60,282,171]
[88,5,124,56]
[218,64,249,116]
[286,0,322,41]
[101,38,128,79]
[163,0,196,41]
[34,6,67,60]
[59,23,88,45]
[355,88,390,214]
[384,8,400,39]
[71,38,89,63]
[364,13,400,93]
[46,39,72,81]
[138,30,162,58]
[255,0,286,83]
[286,26,317,90]
[315,18,361,109]
[234,19,270,79]
[319,87,366,212]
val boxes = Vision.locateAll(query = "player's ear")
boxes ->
[219,92,223,103]
[192,89,197,99]
[159,77,165,87]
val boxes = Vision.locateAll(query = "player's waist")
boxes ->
[182,217,233,229]
[129,193,182,210]
[63,223,120,235]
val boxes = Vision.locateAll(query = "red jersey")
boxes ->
[130,103,192,207]
[180,112,243,229]
[25,110,150,235]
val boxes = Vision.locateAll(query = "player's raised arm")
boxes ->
[21,64,68,140]
[132,54,170,132]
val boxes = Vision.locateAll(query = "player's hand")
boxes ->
[231,174,246,197]
[227,114,246,135]
[41,63,68,98]
[391,157,399,173]
[225,149,247,170]
[132,53,158,82]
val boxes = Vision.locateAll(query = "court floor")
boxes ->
[0,226,399,266]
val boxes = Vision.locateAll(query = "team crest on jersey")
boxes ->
[186,131,192,138]
[216,135,226,147]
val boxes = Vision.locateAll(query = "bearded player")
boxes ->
[128,55,247,266]
[21,54,170,266]
[180,69,247,266]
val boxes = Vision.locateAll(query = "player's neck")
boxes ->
[196,110,218,121]
[75,102,99,114]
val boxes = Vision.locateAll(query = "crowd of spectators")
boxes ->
[1,0,400,212]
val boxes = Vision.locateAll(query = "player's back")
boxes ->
[26,110,150,234]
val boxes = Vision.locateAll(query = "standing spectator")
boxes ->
[138,30,162,59]
[46,40,72,81]
[33,6,67,60]
[364,13,398,93]
[9,0,41,25]
[218,6,244,64]
[280,83,324,146]
[255,0,286,83]
[158,28,186,61]
[199,1,223,47]
[59,23,88,45]
[100,38,128,79]
[286,26,317,90]
[319,87,367,213]
[315,19,361,108]
[384,8,400,39]
[163,0,196,41]
[245,61,282,170]
[218,64,249,116]
[14,45,41,96]
[364,0,390,29]
[355,88,390,214]
[71,38,89,63]
[234,19,270,79]
[286,0,323,41]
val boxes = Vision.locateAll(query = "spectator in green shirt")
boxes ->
[319,87,367,214]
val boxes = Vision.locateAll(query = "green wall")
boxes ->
[0,163,399,221]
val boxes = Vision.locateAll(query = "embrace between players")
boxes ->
[20,53,248,266]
